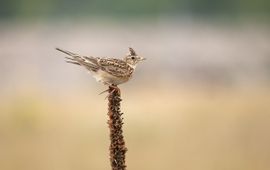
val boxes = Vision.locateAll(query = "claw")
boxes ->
[109,85,121,96]
[99,85,120,99]
[99,89,110,95]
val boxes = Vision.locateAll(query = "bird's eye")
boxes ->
[131,56,135,60]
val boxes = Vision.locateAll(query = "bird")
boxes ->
[56,47,145,93]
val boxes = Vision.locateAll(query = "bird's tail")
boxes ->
[56,47,100,71]
[56,47,82,65]
[55,47,79,57]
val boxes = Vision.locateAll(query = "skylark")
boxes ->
[56,47,145,89]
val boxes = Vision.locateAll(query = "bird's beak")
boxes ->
[139,57,146,61]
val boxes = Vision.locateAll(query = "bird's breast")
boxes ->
[92,70,129,85]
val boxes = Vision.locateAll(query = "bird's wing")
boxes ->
[98,58,134,77]
[78,56,100,72]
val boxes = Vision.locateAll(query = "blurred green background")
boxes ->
[1,0,270,19]
[1,0,270,170]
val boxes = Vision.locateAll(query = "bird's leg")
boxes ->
[99,82,113,95]
[99,88,111,100]
[99,84,120,98]
[109,84,121,96]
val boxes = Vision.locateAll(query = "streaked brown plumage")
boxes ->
[56,47,145,86]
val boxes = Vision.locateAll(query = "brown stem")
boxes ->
[107,86,127,170]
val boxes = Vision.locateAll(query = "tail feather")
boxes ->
[66,60,80,65]
[55,47,78,56]
[56,47,82,65]
[56,47,100,72]
[65,56,77,61]
[83,56,99,65]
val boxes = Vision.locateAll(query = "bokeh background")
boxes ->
[1,0,270,170]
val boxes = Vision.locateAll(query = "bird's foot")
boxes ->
[99,89,110,95]
[99,84,121,99]
[109,85,121,96]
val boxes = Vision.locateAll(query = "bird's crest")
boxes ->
[128,47,137,56]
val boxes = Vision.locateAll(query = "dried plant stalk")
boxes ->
[107,86,127,170]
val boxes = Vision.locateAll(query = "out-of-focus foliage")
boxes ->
[0,0,270,19]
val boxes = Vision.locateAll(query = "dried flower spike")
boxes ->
[107,86,127,170]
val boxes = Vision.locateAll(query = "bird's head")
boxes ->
[123,47,146,68]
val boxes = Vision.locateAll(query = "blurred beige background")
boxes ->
[1,0,270,170]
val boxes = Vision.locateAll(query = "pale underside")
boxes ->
[91,69,131,85]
